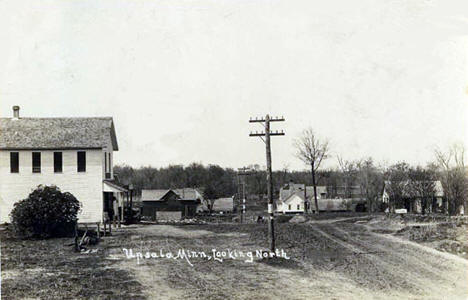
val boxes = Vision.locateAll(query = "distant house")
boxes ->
[277,192,306,214]
[141,188,202,220]
[277,182,358,213]
[277,182,329,213]
[173,188,206,212]
[212,197,234,213]
[0,106,126,224]
[382,180,445,213]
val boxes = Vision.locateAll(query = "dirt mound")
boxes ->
[367,216,406,232]
[395,222,468,259]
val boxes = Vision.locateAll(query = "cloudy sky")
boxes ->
[1,0,467,171]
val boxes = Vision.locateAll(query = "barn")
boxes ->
[141,189,198,221]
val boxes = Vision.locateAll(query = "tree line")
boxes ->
[114,129,467,215]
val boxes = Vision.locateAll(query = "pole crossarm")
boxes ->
[249,131,285,137]
[248,114,285,252]
[249,116,285,123]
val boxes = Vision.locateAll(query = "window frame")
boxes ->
[77,151,86,173]
[32,152,41,173]
[104,152,108,173]
[54,152,63,173]
[10,152,19,173]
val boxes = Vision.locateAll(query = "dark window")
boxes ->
[297,204,300,210]
[10,152,19,173]
[32,152,41,173]
[104,152,111,179]
[104,152,107,172]
[54,152,63,173]
[77,151,86,172]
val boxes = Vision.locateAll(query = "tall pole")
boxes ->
[265,115,275,251]
[242,181,246,223]
[237,172,242,222]
[249,115,285,252]
[238,167,253,224]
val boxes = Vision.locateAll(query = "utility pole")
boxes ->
[249,115,285,252]
[237,167,254,223]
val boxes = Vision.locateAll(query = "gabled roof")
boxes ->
[141,189,172,201]
[0,117,118,150]
[141,188,203,202]
[279,182,305,201]
[173,188,203,201]
[283,192,306,204]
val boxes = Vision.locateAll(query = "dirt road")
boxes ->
[2,219,467,299]
[308,221,467,299]
[107,221,467,300]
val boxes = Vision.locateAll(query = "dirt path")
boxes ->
[105,223,468,299]
[309,222,468,299]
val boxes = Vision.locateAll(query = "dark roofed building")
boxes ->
[141,188,201,220]
[0,106,124,224]
[141,189,172,201]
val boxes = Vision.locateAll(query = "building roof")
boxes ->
[103,180,128,193]
[305,186,327,197]
[279,182,305,201]
[141,188,203,202]
[0,117,118,150]
[212,197,234,211]
[282,192,306,204]
[141,189,172,201]
[383,180,444,197]
[173,188,202,201]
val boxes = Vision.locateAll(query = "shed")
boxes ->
[141,189,198,220]
[212,197,234,213]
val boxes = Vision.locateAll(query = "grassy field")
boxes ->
[1,214,467,299]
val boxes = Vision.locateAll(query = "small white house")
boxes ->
[278,182,330,213]
[0,106,126,224]
[276,193,306,214]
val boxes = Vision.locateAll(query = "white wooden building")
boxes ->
[277,182,328,213]
[0,106,126,224]
[276,193,306,214]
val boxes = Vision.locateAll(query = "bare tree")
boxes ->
[408,166,436,215]
[356,158,383,213]
[337,156,358,199]
[384,162,410,211]
[294,128,330,214]
[434,143,468,215]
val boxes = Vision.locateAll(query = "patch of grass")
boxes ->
[0,226,145,300]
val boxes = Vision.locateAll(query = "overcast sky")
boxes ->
[1,0,467,171]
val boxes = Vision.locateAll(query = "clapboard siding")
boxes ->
[0,149,104,223]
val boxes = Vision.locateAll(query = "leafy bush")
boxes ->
[10,185,81,238]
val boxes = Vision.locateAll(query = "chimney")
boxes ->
[12,106,20,119]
